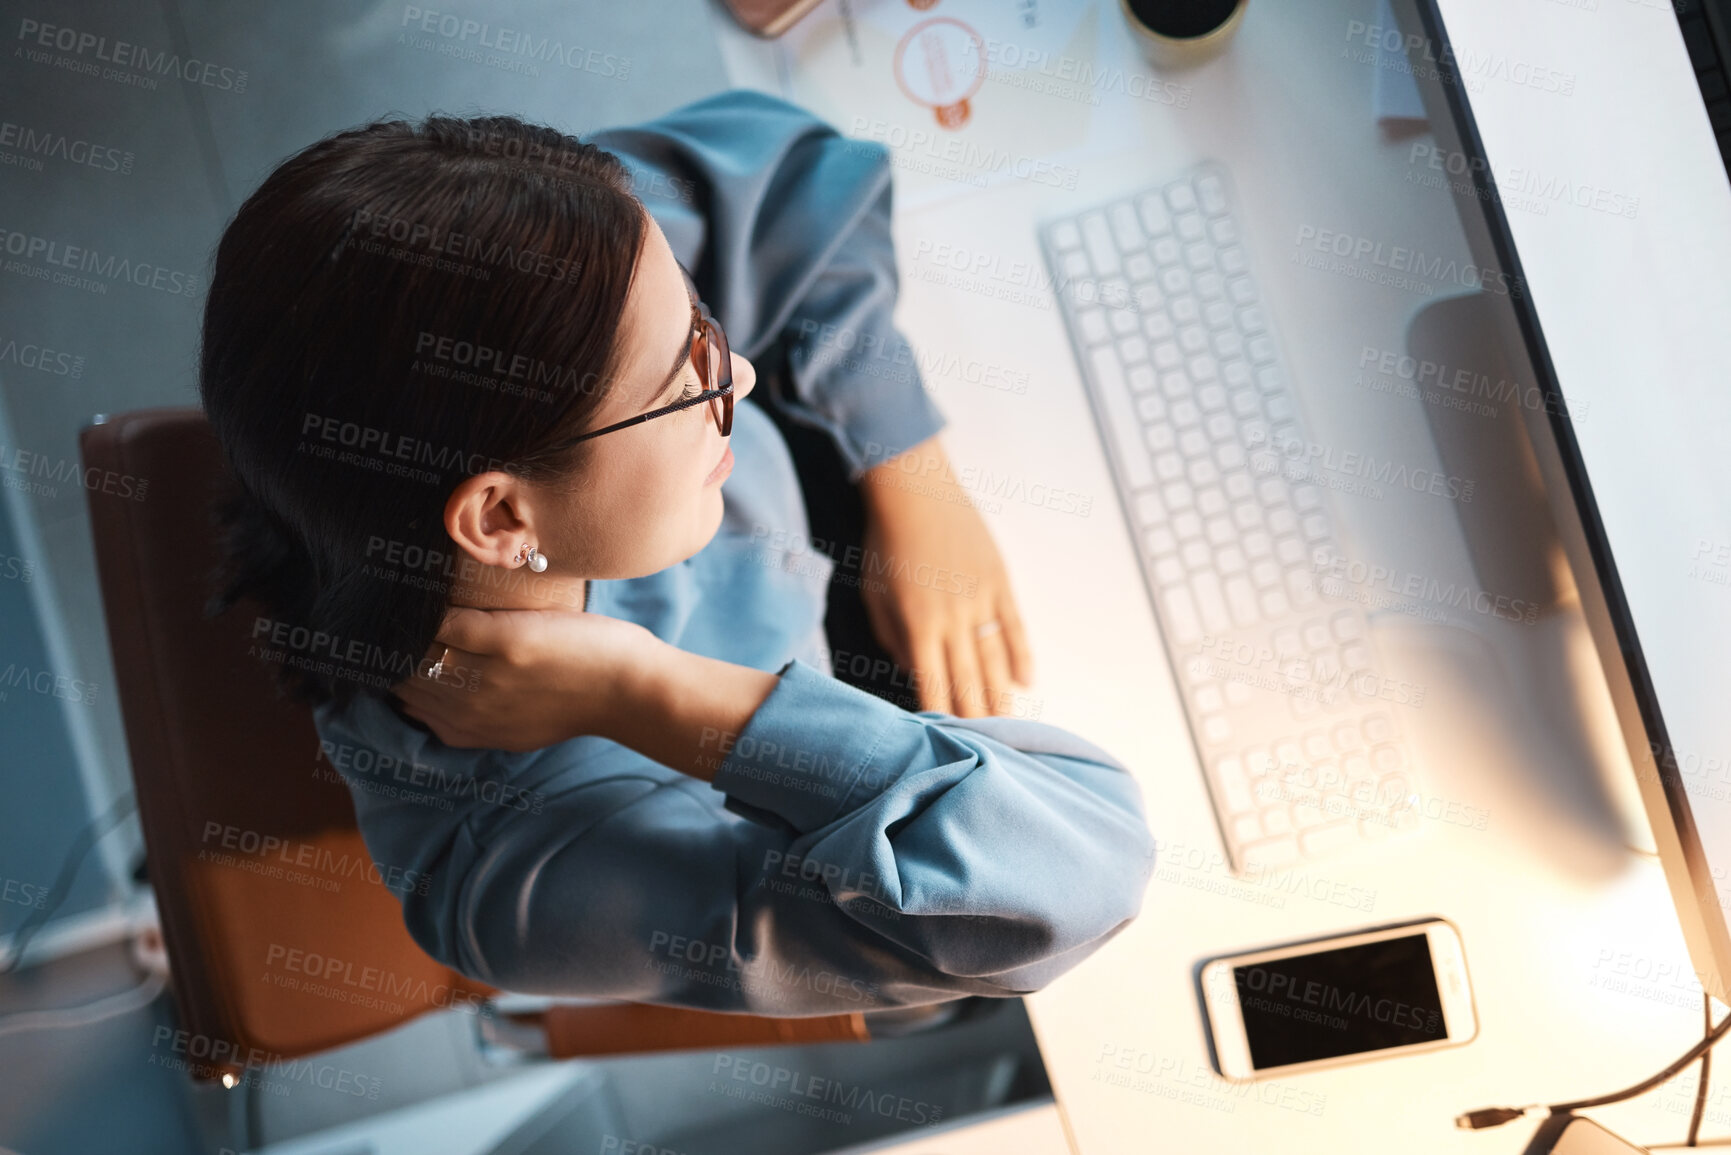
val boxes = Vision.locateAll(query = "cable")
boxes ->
[0,972,167,1039]
[1690,992,1716,1147]
[0,793,136,974]
[1457,1002,1731,1131]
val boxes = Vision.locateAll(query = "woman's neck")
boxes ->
[447,564,587,613]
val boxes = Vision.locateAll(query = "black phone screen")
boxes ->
[1232,933,1446,1069]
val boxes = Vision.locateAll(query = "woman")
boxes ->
[202,89,1155,1016]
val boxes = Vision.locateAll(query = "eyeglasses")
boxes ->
[551,262,733,449]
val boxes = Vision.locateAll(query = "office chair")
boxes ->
[77,407,876,1090]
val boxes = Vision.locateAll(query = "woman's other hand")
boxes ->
[391,605,653,751]
[858,436,1034,718]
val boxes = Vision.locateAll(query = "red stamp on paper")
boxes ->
[893,17,986,130]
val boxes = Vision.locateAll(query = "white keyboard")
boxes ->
[1039,162,1421,872]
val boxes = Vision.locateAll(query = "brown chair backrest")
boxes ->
[80,408,869,1078]
[81,408,494,1078]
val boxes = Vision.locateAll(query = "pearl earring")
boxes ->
[515,543,549,572]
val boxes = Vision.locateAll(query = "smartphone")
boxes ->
[1199,918,1477,1081]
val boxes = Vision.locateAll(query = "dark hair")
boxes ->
[200,114,648,710]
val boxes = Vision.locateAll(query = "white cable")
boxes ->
[0,972,167,1039]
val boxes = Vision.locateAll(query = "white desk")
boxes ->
[716,0,1716,1151]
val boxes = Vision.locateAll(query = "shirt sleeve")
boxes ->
[432,661,1156,1016]
[589,88,947,479]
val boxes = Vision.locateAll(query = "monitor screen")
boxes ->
[1433,0,1731,944]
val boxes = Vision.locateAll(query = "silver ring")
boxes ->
[974,620,1002,640]
[426,646,449,680]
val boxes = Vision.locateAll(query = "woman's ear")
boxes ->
[444,470,535,569]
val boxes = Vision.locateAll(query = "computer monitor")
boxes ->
[1391,0,1731,1000]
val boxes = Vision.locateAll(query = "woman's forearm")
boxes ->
[606,639,781,782]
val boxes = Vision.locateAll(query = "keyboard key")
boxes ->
[1364,714,1393,743]
[1129,365,1158,395]
[1206,518,1235,546]
[1261,808,1293,836]
[1216,756,1253,811]
[1188,354,1219,381]
[1153,236,1181,265]
[1213,331,1243,360]
[1193,570,1231,632]
[1197,173,1229,215]
[1166,181,1198,212]
[1238,306,1266,332]
[1206,413,1236,441]
[1176,212,1205,241]
[1226,577,1259,625]
[1233,502,1261,530]
[1204,715,1232,745]
[1232,813,1263,844]
[1179,324,1208,353]
[1266,394,1293,422]
[1331,612,1363,640]
[1146,526,1176,555]
[1218,442,1247,470]
[1144,313,1174,341]
[1153,341,1181,369]
[1197,383,1227,411]
[1164,481,1195,510]
[1248,335,1276,363]
[1243,531,1272,558]
[1081,211,1120,275]
[1288,569,1317,606]
[1223,361,1252,388]
[1293,484,1322,511]
[1373,744,1404,773]
[1217,546,1246,574]
[1119,336,1150,365]
[1267,507,1298,535]
[1133,490,1166,524]
[1154,557,1184,585]
[1126,252,1155,283]
[1171,296,1200,324]
[1276,536,1306,565]
[1204,300,1234,328]
[1302,514,1330,541]
[1079,310,1108,344]
[1174,511,1203,540]
[1162,267,1191,294]
[1110,202,1145,251]
[1062,251,1090,280]
[1251,559,1281,588]
[1145,423,1175,452]
[1186,243,1214,270]
[1221,247,1247,274]
[1260,588,1290,618]
[1171,400,1200,427]
[1052,220,1082,250]
[1088,345,1155,489]
[1210,216,1238,245]
[1229,276,1256,303]
[1195,271,1225,299]
[1138,194,1172,236]
[1196,485,1227,516]
[1162,585,1202,643]
[1181,540,1209,568]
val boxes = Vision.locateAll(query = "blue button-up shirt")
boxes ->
[314,89,1155,1016]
